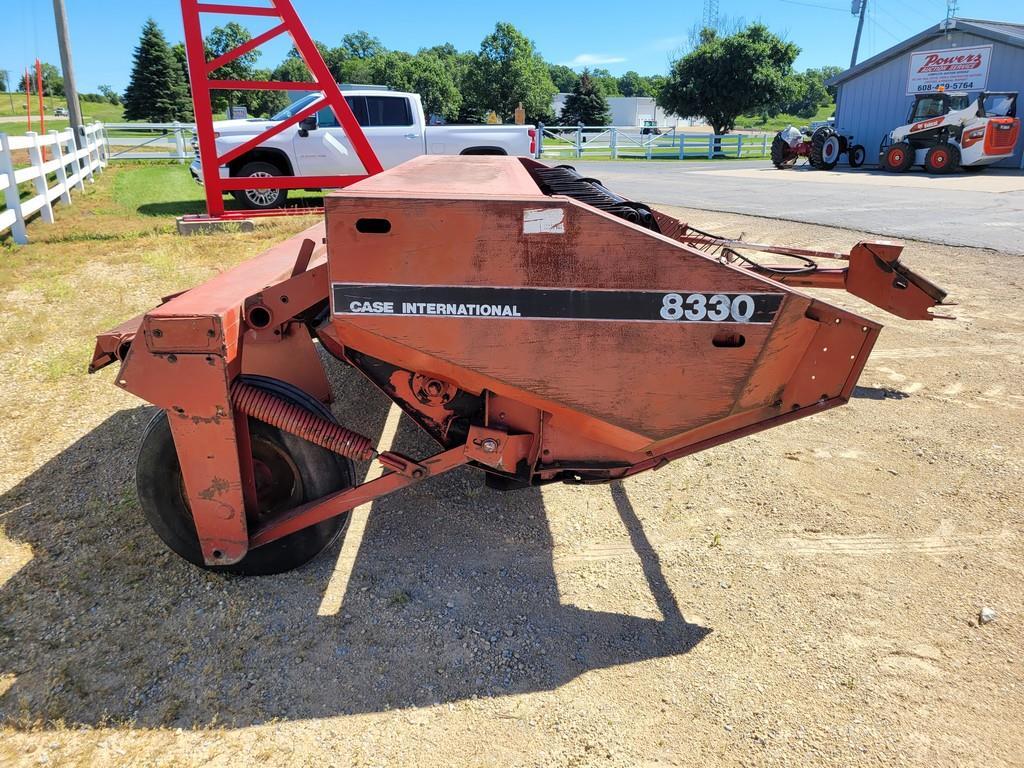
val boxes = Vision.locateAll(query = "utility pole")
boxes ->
[850,0,867,68]
[52,0,84,146]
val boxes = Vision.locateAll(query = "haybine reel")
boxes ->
[91,156,950,575]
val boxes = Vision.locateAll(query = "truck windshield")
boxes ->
[271,94,321,121]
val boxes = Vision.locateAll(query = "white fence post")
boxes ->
[173,122,185,164]
[27,133,55,224]
[576,124,583,159]
[81,126,95,183]
[0,132,28,244]
[50,130,73,206]
[707,135,714,159]
[610,127,618,159]
[68,130,85,192]
[737,134,743,158]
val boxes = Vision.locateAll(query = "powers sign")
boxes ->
[906,45,992,95]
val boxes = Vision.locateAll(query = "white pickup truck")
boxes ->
[190,89,537,209]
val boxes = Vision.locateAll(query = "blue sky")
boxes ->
[1,0,1021,93]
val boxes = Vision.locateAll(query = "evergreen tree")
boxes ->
[559,71,611,126]
[123,19,193,122]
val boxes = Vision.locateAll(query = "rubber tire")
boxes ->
[136,376,354,576]
[848,144,866,168]
[810,127,840,170]
[231,161,288,211]
[924,144,961,174]
[771,134,795,169]
[882,142,915,172]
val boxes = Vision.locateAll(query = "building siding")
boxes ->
[835,29,1024,167]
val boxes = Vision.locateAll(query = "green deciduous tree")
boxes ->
[98,85,121,105]
[463,22,556,123]
[588,68,620,97]
[0,70,7,92]
[559,70,611,126]
[17,63,63,97]
[617,71,646,97]
[817,65,844,100]
[123,19,193,122]
[340,31,386,60]
[368,51,462,121]
[659,23,798,136]
[205,22,260,114]
[548,64,579,93]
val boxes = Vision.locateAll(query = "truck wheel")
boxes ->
[924,144,961,174]
[136,376,354,576]
[770,134,795,168]
[810,127,841,170]
[232,161,288,210]
[882,142,914,172]
[848,144,866,168]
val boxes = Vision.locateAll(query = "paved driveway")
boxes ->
[569,160,1024,255]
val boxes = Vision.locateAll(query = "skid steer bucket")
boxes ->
[92,156,951,573]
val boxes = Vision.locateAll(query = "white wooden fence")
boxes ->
[104,122,195,161]
[0,123,108,244]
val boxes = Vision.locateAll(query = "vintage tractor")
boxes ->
[771,125,866,170]
[91,157,950,575]
[879,89,1020,173]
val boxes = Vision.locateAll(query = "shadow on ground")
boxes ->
[137,199,325,218]
[0,357,708,728]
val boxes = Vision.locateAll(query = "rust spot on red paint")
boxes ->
[199,476,230,500]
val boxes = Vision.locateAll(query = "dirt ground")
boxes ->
[0,202,1021,767]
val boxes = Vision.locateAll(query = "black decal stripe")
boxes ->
[332,284,784,324]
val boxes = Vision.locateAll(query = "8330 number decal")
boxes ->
[660,293,758,322]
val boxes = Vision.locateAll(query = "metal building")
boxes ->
[831,17,1024,168]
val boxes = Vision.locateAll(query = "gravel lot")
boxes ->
[1,206,1021,767]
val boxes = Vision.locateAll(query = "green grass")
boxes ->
[733,103,835,132]
[108,163,207,218]
[0,95,125,136]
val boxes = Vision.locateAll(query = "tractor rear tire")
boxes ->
[882,142,914,172]
[810,127,841,170]
[848,144,866,168]
[924,144,961,174]
[770,134,795,169]
[136,376,354,576]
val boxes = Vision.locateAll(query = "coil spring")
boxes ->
[230,381,376,462]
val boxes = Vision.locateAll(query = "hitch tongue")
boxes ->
[846,242,949,321]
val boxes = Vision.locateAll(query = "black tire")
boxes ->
[771,134,795,169]
[924,143,961,174]
[136,376,354,576]
[809,127,841,170]
[848,144,866,168]
[881,142,915,172]
[231,161,288,210]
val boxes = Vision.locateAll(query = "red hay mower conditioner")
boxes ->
[91,155,952,575]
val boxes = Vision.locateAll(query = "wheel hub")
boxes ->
[244,171,279,206]
[251,436,303,516]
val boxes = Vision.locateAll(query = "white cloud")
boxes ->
[651,35,688,52]
[561,53,627,67]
